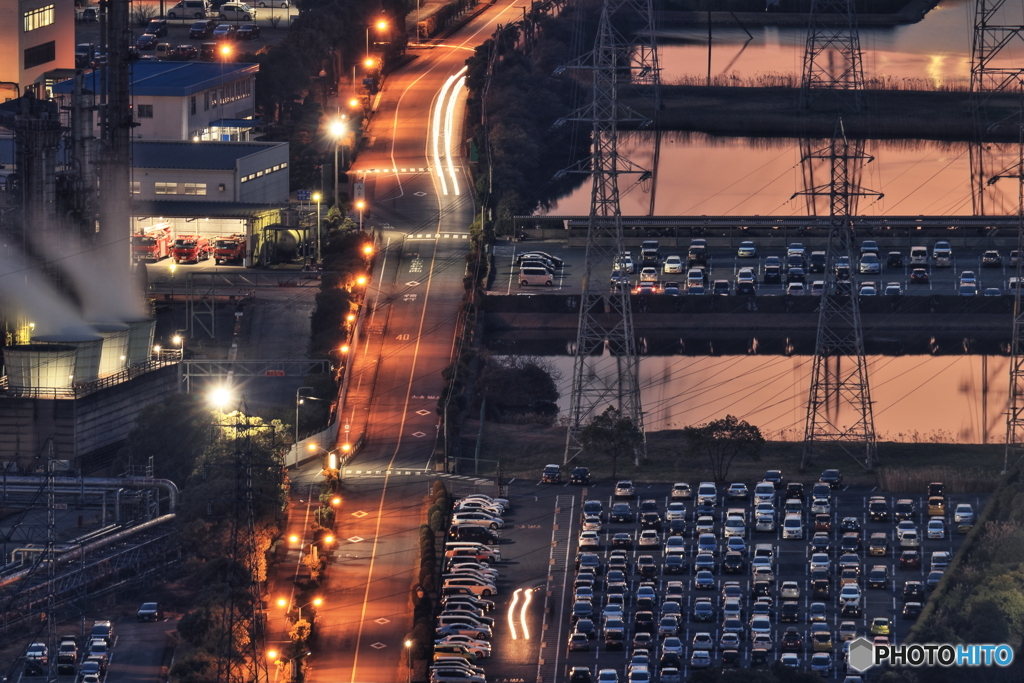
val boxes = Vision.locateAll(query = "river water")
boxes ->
[535,353,1007,443]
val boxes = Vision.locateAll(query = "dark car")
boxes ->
[910,267,930,284]
[212,24,237,40]
[780,601,801,623]
[636,555,658,578]
[570,467,591,485]
[721,649,741,667]
[136,34,159,50]
[199,42,219,60]
[663,281,681,296]
[610,503,633,523]
[764,470,784,489]
[903,581,926,602]
[785,482,805,501]
[190,20,216,38]
[764,264,782,284]
[787,267,806,283]
[928,482,947,497]
[611,533,633,549]
[664,554,686,575]
[814,514,832,532]
[136,601,163,621]
[840,516,861,532]
[869,497,890,522]
[569,667,593,683]
[900,550,921,570]
[174,44,199,60]
[751,648,769,668]
[640,512,662,530]
[887,251,904,268]
[926,570,944,590]
[820,469,843,488]
[840,533,862,553]
[903,601,923,619]
[450,525,498,544]
[812,579,831,599]
[723,552,745,574]
[146,19,169,37]
[236,23,261,39]
[781,627,803,652]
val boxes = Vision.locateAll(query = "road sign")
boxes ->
[353,182,365,200]
[297,190,311,201]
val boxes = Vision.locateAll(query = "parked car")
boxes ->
[136,33,159,50]
[218,1,257,19]
[212,24,238,40]
[137,602,164,621]
[190,19,217,38]
[236,23,261,39]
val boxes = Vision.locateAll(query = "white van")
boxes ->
[519,267,553,286]
[782,514,804,540]
[909,246,928,266]
[253,0,289,6]
[753,481,775,505]
[167,0,211,18]
[697,482,717,506]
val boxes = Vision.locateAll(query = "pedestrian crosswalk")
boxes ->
[342,468,491,485]
[355,167,463,174]
[408,233,470,240]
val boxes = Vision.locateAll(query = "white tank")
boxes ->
[4,344,78,390]
[124,319,156,366]
[92,323,130,377]
[33,332,103,383]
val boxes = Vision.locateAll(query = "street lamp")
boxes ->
[208,386,234,411]
[295,386,315,446]
[356,199,366,231]
[308,443,338,471]
[404,640,413,683]
[366,20,387,59]
[172,334,184,360]
[278,597,323,622]
[311,192,322,263]
[329,119,346,209]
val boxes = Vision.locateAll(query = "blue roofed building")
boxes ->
[52,61,259,141]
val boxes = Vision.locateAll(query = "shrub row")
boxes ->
[405,481,451,669]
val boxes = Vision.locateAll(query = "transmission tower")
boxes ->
[796,119,880,471]
[991,82,1024,473]
[558,0,653,465]
[800,0,865,110]
[215,411,270,683]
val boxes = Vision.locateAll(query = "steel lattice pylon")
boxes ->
[558,0,657,465]
[796,120,880,471]
[800,0,865,110]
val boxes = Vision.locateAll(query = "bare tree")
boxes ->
[580,407,643,479]
[683,414,764,482]
[131,4,157,27]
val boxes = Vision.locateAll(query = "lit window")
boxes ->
[256,170,263,177]
[280,162,287,169]
[131,181,140,194]
[183,183,207,196]
[272,164,280,171]
[240,176,248,183]
[137,104,153,119]
[155,182,178,195]
[24,5,55,32]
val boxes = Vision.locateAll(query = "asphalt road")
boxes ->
[300,3,539,682]
[494,242,1023,298]
[524,480,986,682]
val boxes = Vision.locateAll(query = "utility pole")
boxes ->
[795,119,880,472]
[800,0,865,110]
[556,0,655,466]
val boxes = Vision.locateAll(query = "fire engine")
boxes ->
[171,235,211,263]
[213,234,247,265]
[131,225,174,263]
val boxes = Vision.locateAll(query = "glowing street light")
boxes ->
[346,313,356,323]
[355,275,367,286]
[311,192,322,263]
[220,45,232,58]
[208,386,233,410]
[366,20,388,57]
[362,244,374,256]
[340,344,350,354]
[355,199,366,230]
[267,649,279,661]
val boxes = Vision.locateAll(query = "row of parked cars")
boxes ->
[24,620,114,680]
[431,494,512,683]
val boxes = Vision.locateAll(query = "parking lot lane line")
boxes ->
[506,247,515,295]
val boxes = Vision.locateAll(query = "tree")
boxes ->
[579,407,644,478]
[476,356,560,422]
[682,415,764,482]
[113,394,214,487]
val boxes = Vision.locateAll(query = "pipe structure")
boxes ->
[0,513,176,589]
[0,475,179,512]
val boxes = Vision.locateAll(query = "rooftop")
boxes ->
[133,140,284,170]
[52,62,259,98]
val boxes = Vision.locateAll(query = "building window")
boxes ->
[190,96,196,116]
[131,181,140,194]
[155,182,177,195]
[23,5,55,32]
[137,104,153,119]
[204,92,210,111]
[24,41,55,70]
[183,183,207,196]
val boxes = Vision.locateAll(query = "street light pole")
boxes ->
[295,386,314,447]
[311,193,322,263]
[356,200,366,231]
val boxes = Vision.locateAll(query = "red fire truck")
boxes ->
[213,234,247,265]
[131,225,174,263]
[171,235,211,263]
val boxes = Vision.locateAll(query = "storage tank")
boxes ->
[33,332,103,383]
[92,323,130,377]
[124,319,156,366]
[3,344,78,390]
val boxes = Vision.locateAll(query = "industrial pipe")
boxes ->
[0,475,179,512]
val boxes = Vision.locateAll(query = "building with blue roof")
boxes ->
[52,61,260,141]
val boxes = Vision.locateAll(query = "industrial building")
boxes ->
[0,0,76,98]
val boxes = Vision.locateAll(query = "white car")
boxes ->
[723,517,746,538]
[451,512,503,529]
[639,267,659,283]
[780,581,800,599]
[583,514,602,532]
[755,502,775,516]
[900,530,921,548]
[749,616,772,636]
[578,530,601,549]
[670,482,692,500]
[954,504,975,524]
[839,583,861,606]
[859,253,881,274]
[218,1,257,19]
[810,498,830,515]
[666,502,686,521]
[663,255,683,274]
[809,553,830,573]
[695,515,715,533]
[927,518,946,539]
[896,521,917,539]
[786,282,805,295]
[617,253,635,274]
[638,530,660,548]
[931,551,951,570]
[755,513,775,532]
[737,241,757,258]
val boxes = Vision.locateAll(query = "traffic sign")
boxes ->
[354,183,365,200]
[297,190,311,201]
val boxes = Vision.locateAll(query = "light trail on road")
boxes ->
[508,588,522,639]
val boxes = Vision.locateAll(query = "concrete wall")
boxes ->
[0,365,179,470]
[237,144,289,204]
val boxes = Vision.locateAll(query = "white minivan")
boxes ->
[753,481,776,505]
[167,0,211,18]
[519,267,553,286]
[782,514,804,540]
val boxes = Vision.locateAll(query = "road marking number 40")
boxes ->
[396,334,410,341]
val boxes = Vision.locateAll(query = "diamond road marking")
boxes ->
[375,617,390,624]
[416,409,431,416]
[414,191,427,196]
[348,535,365,543]
[370,642,387,649]
[406,281,421,286]
[352,510,368,518]
[412,431,427,438]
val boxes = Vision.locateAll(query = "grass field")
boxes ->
[470,421,1006,493]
